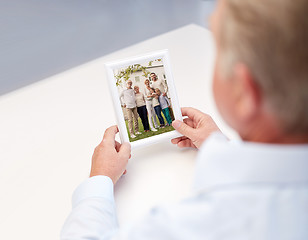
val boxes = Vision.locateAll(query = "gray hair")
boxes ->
[220,0,308,134]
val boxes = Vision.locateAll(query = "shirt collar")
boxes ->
[193,132,308,192]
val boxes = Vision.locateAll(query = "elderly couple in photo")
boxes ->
[120,72,172,138]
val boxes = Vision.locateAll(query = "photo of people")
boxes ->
[114,58,175,142]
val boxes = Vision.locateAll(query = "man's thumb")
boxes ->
[172,120,195,139]
[119,142,131,159]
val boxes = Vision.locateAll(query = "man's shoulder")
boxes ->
[124,88,133,93]
[156,79,163,84]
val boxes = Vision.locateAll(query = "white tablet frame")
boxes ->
[105,49,183,149]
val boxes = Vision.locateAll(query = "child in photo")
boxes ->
[155,88,172,126]
[150,88,165,128]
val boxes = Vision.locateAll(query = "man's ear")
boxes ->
[232,63,261,122]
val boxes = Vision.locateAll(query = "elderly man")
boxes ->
[61,0,308,239]
[119,80,141,138]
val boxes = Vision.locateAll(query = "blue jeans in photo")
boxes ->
[154,105,165,125]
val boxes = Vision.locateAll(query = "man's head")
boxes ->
[151,73,158,81]
[211,0,308,142]
[127,80,132,89]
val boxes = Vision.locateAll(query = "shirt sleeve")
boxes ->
[119,91,125,106]
[60,174,221,240]
[165,96,170,106]
[145,88,152,101]
[60,176,118,240]
[161,79,168,94]
[60,176,177,240]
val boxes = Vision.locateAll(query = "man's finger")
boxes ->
[183,118,194,128]
[101,126,119,147]
[118,142,131,159]
[171,138,181,144]
[171,136,188,144]
[181,107,203,120]
[115,141,121,152]
[178,138,194,148]
[172,120,196,139]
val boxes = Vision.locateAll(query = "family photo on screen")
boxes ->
[114,58,175,142]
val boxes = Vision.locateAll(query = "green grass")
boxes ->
[125,115,174,142]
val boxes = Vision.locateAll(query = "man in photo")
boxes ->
[119,80,141,138]
[155,88,172,126]
[150,72,168,97]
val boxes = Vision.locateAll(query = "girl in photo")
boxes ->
[150,88,165,128]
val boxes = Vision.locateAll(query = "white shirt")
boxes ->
[152,96,160,107]
[119,88,136,108]
[151,79,168,95]
[135,92,146,107]
[144,87,153,101]
[61,133,308,240]
[158,94,170,109]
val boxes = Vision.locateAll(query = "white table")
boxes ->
[0,24,237,239]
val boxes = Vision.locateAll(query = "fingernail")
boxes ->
[172,120,181,129]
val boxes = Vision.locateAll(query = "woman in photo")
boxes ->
[150,88,165,128]
[134,86,150,132]
[144,79,158,132]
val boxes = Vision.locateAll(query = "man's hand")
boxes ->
[171,107,221,149]
[90,126,131,184]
